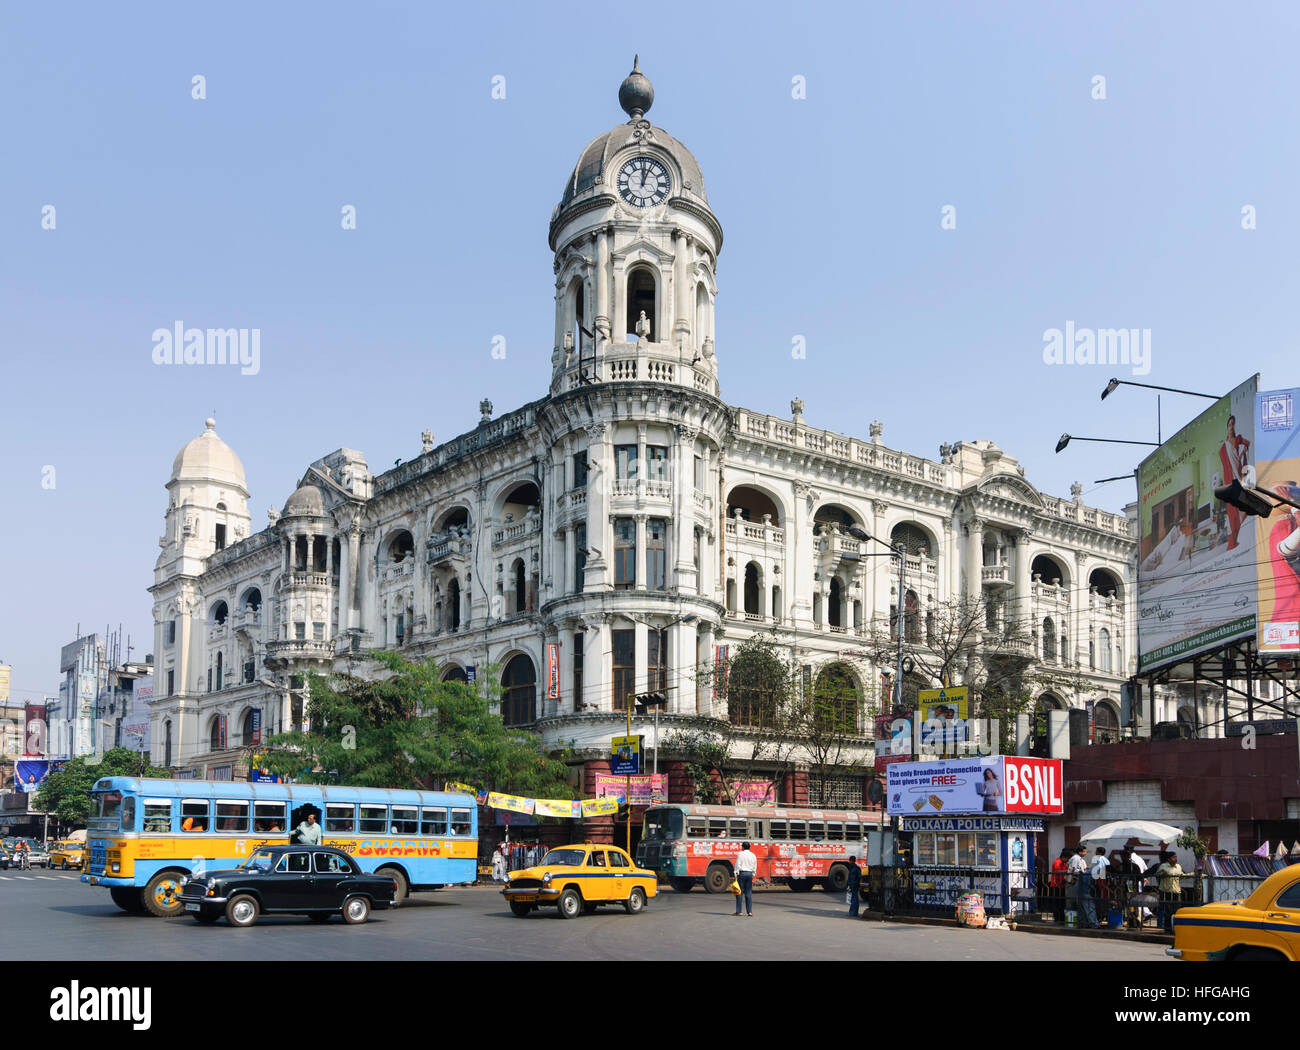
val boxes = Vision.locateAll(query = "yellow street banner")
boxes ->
[445,781,478,797]
[534,798,583,819]
[487,792,535,815]
[581,796,621,817]
[918,686,968,720]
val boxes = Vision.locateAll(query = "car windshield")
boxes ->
[240,849,277,872]
[541,849,586,867]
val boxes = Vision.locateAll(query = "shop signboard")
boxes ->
[886,756,1063,816]
[1252,387,1300,652]
[1137,375,1259,671]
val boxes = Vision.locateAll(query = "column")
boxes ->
[1014,529,1033,626]
[965,517,983,602]
[346,522,360,631]
[673,229,689,347]
[337,526,352,633]
[583,422,609,589]
[635,514,648,591]
[563,528,575,596]
[594,228,610,344]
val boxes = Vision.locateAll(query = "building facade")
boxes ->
[145,63,1138,807]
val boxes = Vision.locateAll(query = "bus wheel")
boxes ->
[669,877,694,893]
[378,866,408,905]
[704,863,731,894]
[143,872,188,918]
[110,887,146,913]
[824,864,850,894]
[788,878,814,893]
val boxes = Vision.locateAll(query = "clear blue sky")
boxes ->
[3,1,1298,699]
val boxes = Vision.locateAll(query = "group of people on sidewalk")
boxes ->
[1049,843,1185,932]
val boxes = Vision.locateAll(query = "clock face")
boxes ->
[617,156,670,208]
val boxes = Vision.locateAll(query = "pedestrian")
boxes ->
[1068,844,1098,928]
[734,841,757,917]
[491,845,506,882]
[1155,851,1185,933]
[1050,848,1071,922]
[1091,846,1111,922]
[846,856,862,917]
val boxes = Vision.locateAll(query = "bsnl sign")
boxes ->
[886,756,1064,816]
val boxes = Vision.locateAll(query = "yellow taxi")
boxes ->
[1168,862,1300,961]
[50,840,86,871]
[503,844,658,919]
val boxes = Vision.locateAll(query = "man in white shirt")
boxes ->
[1067,845,1099,928]
[734,841,757,917]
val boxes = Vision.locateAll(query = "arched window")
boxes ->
[513,559,526,614]
[626,267,656,340]
[1032,554,1067,586]
[442,666,468,684]
[890,524,932,557]
[1089,568,1122,598]
[813,663,861,733]
[209,716,222,752]
[813,504,858,536]
[695,283,709,345]
[239,588,262,613]
[241,709,258,746]
[387,531,415,564]
[726,486,782,526]
[828,578,843,628]
[1042,618,1057,660]
[164,721,173,767]
[210,601,229,625]
[1094,701,1120,743]
[501,655,537,728]
[744,563,761,616]
[1098,628,1112,673]
[448,579,461,632]
[728,650,784,728]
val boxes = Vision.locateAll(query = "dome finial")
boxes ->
[619,56,654,120]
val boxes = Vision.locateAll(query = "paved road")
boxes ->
[2,871,1172,961]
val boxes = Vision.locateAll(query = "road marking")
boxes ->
[15,876,37,881]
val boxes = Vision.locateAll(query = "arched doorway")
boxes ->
[501,655,537,727]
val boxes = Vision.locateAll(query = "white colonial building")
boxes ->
[147,62,1137,802]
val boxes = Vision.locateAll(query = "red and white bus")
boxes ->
[635,803,886,894]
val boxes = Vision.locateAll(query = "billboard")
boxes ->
[0,664,9,703]
[15,759,64,793]
[24,704,47,755]
[1253,388,1300,652]
[1136,375,1258,672]
[886,756,1064,816]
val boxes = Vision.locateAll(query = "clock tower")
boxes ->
[549,57,724,396]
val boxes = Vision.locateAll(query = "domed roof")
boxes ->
[556,58,708,215]
[170,418,247,492]
[282,483,326,518]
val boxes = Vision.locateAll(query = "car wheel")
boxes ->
[342,896,371,925]
[624,887,647,915]
[225,894,259,928]
[110,887,146,913]
[377,866,408,905]
[788,878,814,893]
[509,901,533,917]
[669,877,694,893]
[1233,947,1286,961]
[704,863,731,894]
[308,913,331,923]
[557,888,582,919]
[143,872,188,918]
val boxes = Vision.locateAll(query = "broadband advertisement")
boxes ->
[886,756,1063,816]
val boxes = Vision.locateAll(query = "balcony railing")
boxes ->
[288,571,332,588]
[981,564,1011,585]
[266,639,335,659]
[382,562,415,583]
[725,520,786,545]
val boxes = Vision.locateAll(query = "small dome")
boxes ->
[170,418,247,492]
[282,483,326,518]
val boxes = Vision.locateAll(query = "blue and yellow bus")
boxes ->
[81,777,478,916]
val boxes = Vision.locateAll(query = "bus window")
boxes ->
[827,822,843,841]
[769,820,787,840]
[391,806,419,835]
[181,799,209,832]
[450,809,472,836]
[643,808,683,841]
[809,822,825,841]
[845,823,862,842]
[359,806,388,834]
[254,802,287,832]
[708,819,727,838]
[788,821,806,841]
[120,796,136,832]
[420,807,448,835]
[686,818,707,839]
[216,800,249,832]
[325,804,355,833]
[143,799,172,833]
[728,819,748,838]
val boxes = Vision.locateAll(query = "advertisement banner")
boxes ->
[886,756,1063,816]
[918,686,968,720]
[714,645,728,698]
[1253,388,1300,652]
[249,708,262,745]
[581,796,621,817]
[1137,375,1259,671]
[728,780,776,805]
[24,704,47,755]
[445,781,478,797]
[0,664,10,702]
[486,792,535,815]
[610,735,642,775]
[533,798,583,819]
[593,773,666,805]
[546,643,560,699]
[121,717,151,752]
[15,759,63,793]
[217,714,228,750]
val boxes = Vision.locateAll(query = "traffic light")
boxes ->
[1214,479,1277,517]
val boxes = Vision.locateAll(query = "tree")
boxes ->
[263,651,574,797]
[35,748,170,828]
[797,661,870,806]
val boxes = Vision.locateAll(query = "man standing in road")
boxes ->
[296,812,323,845]
[847,856,863,918]
[734,841,756,917]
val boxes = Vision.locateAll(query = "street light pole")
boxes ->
[847,524,907,722]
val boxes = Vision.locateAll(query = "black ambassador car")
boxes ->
[178,845,396,927]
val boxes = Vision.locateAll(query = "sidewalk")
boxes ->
[859,909,1174,946]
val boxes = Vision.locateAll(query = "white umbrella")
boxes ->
[1078,820,1183,845]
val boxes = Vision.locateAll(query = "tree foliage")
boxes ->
[261,651,574,797]
[34,748,170,827]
